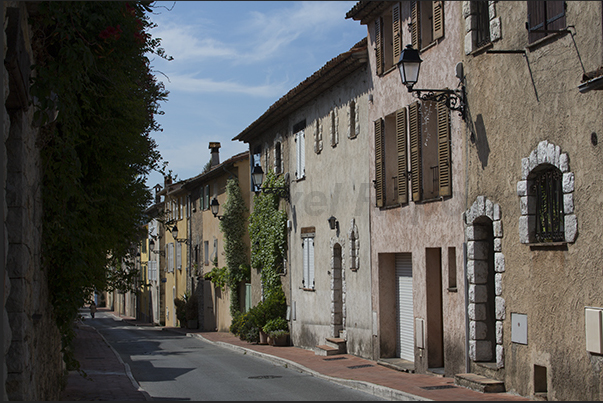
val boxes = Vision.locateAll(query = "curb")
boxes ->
[185,331,429,401]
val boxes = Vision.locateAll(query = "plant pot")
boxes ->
[258,330,269,345]
[269,334,289,346]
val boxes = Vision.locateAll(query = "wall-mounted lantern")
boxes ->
[251,165,290,202]
[210,197,224,220]
[170,224,189,243]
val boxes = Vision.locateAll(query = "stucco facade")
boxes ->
[461,1,603,400]
[347,1,467,375]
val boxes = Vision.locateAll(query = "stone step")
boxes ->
[454,373,506,393]
[315,345,340,356]
[325,337,346,353]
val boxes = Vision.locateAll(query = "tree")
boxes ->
[29,1,170,361]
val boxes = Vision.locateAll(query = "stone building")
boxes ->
[460,1,603,400]
[234,38,373,357]
[3,2,64,400]
[346,1,468,376]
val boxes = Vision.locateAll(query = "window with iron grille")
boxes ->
[475,1,491,48]
[533,166,564,242]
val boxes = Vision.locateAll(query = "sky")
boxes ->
[144,1,367,190]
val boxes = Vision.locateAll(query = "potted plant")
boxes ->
[174,296,187,328]
[263,317,289,346]
[185,294,198,329]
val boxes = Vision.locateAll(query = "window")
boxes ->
[301,229,315,290]
[168,242,174,272]
[374,99,450,207]
[176,241,182,270]
[204,241,209,265]
[330,109,339,147]
[532,166,564,242]
[212,239,218,265]
[348,100,359,139]
[527,1,566,43]
[294,120,306,180]
[204,185,210,210]
[179,197,183,220]
[475,0,491,48]
[314,118,323,154]
[411,1,444,51]
[252,144,262,192]
[375,2,401,75]
[274,141,282,174]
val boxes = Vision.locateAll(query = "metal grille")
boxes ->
[347,364,373,369]
[421,385,458,391]
[535,168,564,242]
[323,356,347,361]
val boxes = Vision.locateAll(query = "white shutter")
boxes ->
[302,238,309,288]
[300,130,305,178]
[176,242,182,270]
[168,243,174,273]
[309,238,315,289]
[396,253,414,361]
[295,132,301,179]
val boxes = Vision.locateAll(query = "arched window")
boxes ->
[532,166,564,242]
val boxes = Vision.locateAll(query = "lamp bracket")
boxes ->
[408,86,466,121]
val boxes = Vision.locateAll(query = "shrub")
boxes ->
[230,286,287,342]
[263,317,289,338]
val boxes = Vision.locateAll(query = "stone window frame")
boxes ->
[273,134,283,174]
[464,196,506,368]
[330,236,347,336]
[517,140,577,244]
[314,118,323,154]
[330,108,339,148]
[463,1,502,55]
[348,100,360,140]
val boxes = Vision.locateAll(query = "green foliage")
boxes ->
[28,1,170,360]
[248,172,288,300]
[218,178,249,317]
[263,317,289,338]
[230,285,287,342]
[204,266,228,290]
[174,296,187,325]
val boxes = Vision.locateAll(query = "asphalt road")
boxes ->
[89,312,384,401]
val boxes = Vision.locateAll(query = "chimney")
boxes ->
[209,142,221,167]
[154,184,162,204]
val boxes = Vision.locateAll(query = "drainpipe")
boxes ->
[463,241,470,373]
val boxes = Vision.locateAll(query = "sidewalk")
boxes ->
[62,308,530,401]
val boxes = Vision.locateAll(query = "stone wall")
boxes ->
[3,2,64,400]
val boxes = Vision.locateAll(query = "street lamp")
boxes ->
[170,224,189,243]
[396,44,466,120]
[210,197,224,220]
[148,238,165,256]
[251,164,290,202]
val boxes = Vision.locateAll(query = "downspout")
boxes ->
[464,73,471,374]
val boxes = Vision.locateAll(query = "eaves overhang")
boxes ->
[182,151,249,190]
[345,1,390,24]
[232,37,368,144]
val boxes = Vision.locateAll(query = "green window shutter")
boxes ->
[409,102,422,202]
[437,97,451,197]
[411,1,419,50]
[374,118,385,207]
[393,2,402,63]
[375,17,383,76]
[433,1,444,40]
[396,108,408,204]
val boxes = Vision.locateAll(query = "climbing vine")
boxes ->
[28,1,170,362]
[248,172,288,299]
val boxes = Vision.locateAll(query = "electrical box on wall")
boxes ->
[585,307,603,354]
[511,313,528,344]
[415,318,425,349]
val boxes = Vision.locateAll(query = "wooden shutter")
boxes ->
[433,1,444,40]
[396,108,408,204]
[409,102,422,202]
[437,98,451,197]
[374,118,385,207]
[375,17,383,75]
[411,1,419,49]
[546,1,566,31]
[393,2,402,63]
[528,1,546,43]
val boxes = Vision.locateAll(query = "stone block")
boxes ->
[485,199,494,220]
[495,273,503,296]
[564,214,577,243]
[563,172,574,193]
[462,1,473,19]
[465,14,477,33]
[496,320,504,344]
[493,203,501,221]
[559,153,569,172]
[469,284,488,303]
[529,149,538,173]
[467,259,488,284]
[537,140,549,164]
[6,243,31,278]
[6,340,28,373]
[519,195,528,215]
[468,303,487,321]
[470,340,493,362]
[468,240,488,260]
[495,296,506,320]
[493,237,502,252]
[490,17,501,41]
[494,252,505,273]
[466,225,488,241]
[518,215,534,244]
[564,193,574,214]
[521,158,530,180]
[493,220,503,238]
[5,278,30,312]
[470,320,488,340]
[496,344,504,368]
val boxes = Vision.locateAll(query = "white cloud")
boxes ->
[153,24,238,61]
[164,73,287,97]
